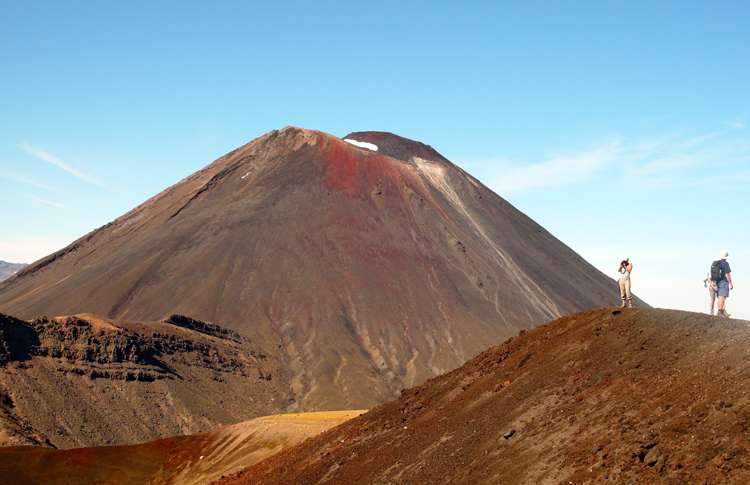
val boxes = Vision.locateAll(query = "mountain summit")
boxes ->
[0,127,634,410]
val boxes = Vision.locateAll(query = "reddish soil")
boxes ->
[220,308,750,484]
[0,411,362,485]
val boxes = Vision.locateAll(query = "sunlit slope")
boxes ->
[0,411,363,485]
[222,308,750,485]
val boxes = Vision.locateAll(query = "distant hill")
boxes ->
[220,308,750,485]
[0,262,26,282]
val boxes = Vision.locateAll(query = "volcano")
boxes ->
[0,127,636,411]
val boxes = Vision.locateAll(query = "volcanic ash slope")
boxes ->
[0,127,636,412]
[221,308,750,485]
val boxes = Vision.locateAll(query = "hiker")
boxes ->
[704,271,718,315]
[709,251,733,317]
[618,257,633,308]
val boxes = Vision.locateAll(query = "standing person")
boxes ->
[618,257,633,308]
[705,271,718,315]
[709,251,733,317]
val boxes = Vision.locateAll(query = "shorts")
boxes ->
[709,284,718,298]
[718,279,730,298]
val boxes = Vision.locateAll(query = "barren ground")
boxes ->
[220,308,750,484]
[0,411,363,485]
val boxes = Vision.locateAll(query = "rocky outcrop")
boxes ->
[1,314,257,381]
[0,313,292,449]
[163,314,244,343]
[0,314,36,364]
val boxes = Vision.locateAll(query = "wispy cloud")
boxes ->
[724,120,745,129]
[19,143,102,185]
[17,193,77,211]
[0,170,53,190]
[676,132,722,149]
[489,140,623,193]
[625,152,705,178]
[484,128,750,194]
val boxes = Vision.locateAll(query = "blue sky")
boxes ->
[1,2,748,319]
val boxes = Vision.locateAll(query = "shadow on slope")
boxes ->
[221,308,750,484]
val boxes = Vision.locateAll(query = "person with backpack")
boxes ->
[709,251,733,317]
[618,257,633,308]
[704,271,718,315]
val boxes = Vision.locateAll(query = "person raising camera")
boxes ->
[618,257,633,308]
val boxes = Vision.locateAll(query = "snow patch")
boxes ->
[344,139,378,151]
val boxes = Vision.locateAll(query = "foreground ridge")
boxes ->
[220,308,750,484]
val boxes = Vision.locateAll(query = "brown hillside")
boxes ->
[0,411,362,485]
[221,308,750,484]
[0,128,643,414]
[0,313,292,449]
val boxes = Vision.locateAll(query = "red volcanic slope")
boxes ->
[0,128,639,412]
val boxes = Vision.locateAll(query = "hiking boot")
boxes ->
[620,302,626,308]
[718,310,730,318]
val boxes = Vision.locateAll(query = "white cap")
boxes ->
[720,251,729,259]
